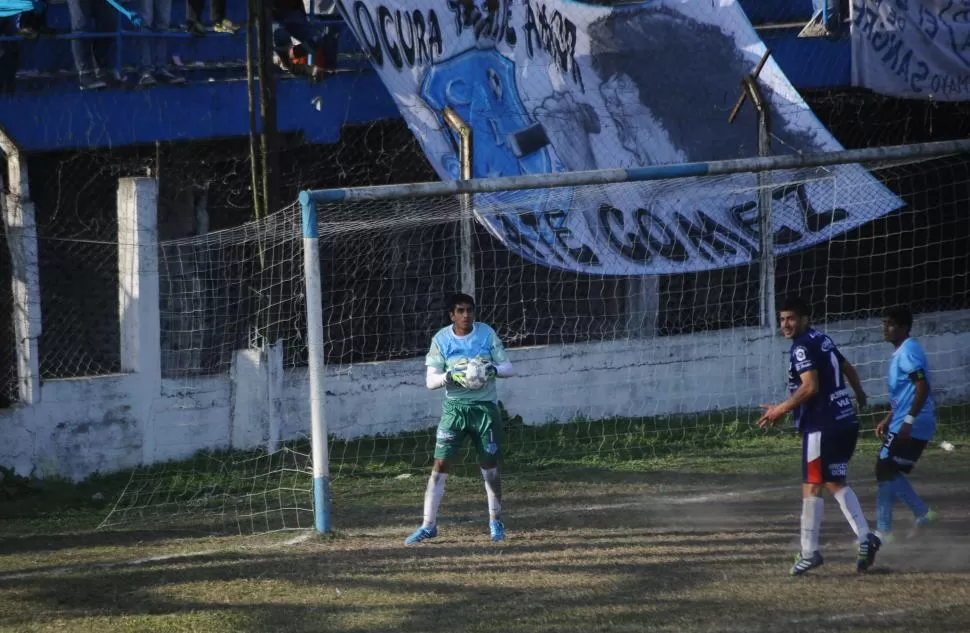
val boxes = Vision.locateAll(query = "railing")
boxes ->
[0,13,346,79]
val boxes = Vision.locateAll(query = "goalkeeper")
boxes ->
[405,293,515,545]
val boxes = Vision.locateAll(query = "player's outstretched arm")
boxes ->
[841,359,868,409]
[900,371,931,439]
[758,369,819,427]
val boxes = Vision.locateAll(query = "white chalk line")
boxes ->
[512,484,792,518]
[0,485,792,581]
[0,532,315,581]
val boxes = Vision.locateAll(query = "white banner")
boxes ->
[852,0,970,100]
[338,0,902,274]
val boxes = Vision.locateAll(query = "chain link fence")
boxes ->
[21,118,434,381]
[0,213,17,408]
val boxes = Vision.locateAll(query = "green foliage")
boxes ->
[0,465,35,501]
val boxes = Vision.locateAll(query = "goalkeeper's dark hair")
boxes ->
[779,295,811,319]
[883,305,913,331]
[448,292,476,312]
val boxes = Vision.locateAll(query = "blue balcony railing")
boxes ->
[0,3,352,84]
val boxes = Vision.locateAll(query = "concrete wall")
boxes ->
[283,310,970,441]
[2,176,969,481]
[2,309,969,481]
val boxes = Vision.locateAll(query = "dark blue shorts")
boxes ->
[876,432,928,481]
[802,425,859,484]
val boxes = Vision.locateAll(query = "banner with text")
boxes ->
[852,0,970,100]
[338,0,902,274]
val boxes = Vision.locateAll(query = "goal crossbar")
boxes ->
[300,139,970,205]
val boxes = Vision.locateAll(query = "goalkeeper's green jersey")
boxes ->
[425,322,509,403]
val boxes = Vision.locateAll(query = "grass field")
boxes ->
[2,408,970,632]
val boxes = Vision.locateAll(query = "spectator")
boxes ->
[185,0,238,37]
[272,0,337,76]
[135,0,183,85]
[67,0,127,90]
[0,1,50,94]
[13,0,53,39]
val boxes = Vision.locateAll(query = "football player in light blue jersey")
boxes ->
[405,293,514,545]
[759,296,880,576]
[874,305,938,543]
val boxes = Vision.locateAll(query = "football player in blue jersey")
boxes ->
[874,305,938,543]
[405,293,515,545]
[758,296,881,575]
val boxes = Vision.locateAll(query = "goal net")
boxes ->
[101,154,970,535]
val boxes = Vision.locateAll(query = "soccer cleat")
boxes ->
[404,525,437,545]
[489,519,506,542]
[857,532,882,572]
[790,551,823,576]
[907,508,938,539]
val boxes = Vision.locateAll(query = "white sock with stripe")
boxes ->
[833,486,870,542]
[421,471,448,529]
[801,496,824,557]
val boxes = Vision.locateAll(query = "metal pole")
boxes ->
[245,0,263,222]
[304,137,970,205]
[0,127,41,404]
[730,51,777,332]
[442,106,475,298]
[743,75,777,333]
[299,196,332,534]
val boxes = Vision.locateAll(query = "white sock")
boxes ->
[481,467,502,521]
[801,496,824,557]
[833,486,870,542]
[421,472,448,529]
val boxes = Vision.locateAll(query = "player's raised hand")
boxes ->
[757,403,783,428]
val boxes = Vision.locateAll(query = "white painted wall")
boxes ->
[283,309,970,440]
[2,309,967,482]
[1,177,968,481]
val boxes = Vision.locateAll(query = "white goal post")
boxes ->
[297,138,970,534]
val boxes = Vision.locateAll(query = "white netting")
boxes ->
[102,207,314,534]
[102,155,970,534]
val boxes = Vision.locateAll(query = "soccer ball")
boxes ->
[462,359,488,390]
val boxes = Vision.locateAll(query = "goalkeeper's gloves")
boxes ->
[483,362,498,380]
[445,368,468,388]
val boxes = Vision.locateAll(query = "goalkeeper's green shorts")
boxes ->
[434,399,502,463]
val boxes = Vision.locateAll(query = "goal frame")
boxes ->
[298,137,970,533]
